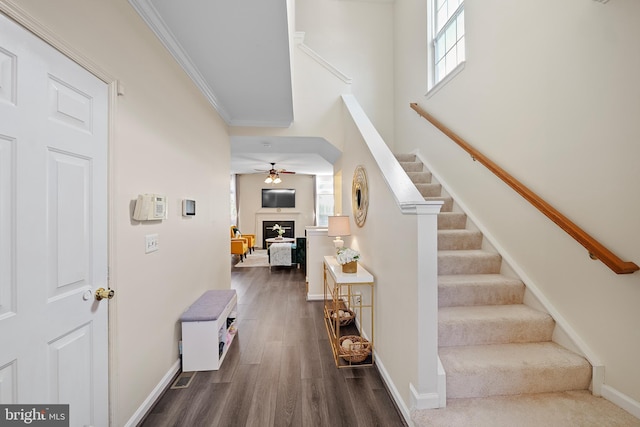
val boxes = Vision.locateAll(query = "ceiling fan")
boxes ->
[256,162,296,184]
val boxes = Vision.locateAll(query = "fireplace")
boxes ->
[262,220,295,248]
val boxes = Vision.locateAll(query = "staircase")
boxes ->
[396,154,595,418]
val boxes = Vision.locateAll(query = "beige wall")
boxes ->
[395,0,640,402]
[0,0,232,424]
[339,112,421,409]
[295,0,395,144]
[229,33,352,151]
[236,173,315,246]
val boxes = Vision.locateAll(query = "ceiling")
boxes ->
[231,136,341,176]
[129,0,338,176]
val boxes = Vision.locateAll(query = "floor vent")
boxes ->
[170,371,196,389]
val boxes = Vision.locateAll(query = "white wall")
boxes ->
[2,1,232,425]
[395,0,640,403]
[237,173,316,246]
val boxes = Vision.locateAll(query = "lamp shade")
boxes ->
[327,215,351,237]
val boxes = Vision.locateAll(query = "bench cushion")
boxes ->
[180,290,236,322]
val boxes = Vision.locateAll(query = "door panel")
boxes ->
[48,150,90,292]
[0,46,16,105]
[0,135,15,319]
[48,323,92,422]
[0,13,108,426]
[0,361,16,403]
[48,76,93,133]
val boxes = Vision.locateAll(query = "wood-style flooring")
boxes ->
[139,262,407,427]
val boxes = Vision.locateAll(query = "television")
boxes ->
[262,188,295,208]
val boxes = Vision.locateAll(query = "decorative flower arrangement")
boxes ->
[272,223,285,236]
[336,247,360,265]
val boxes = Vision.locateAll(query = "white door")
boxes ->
[0,13,109,426]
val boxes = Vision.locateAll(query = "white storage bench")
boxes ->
[180,289,237,372]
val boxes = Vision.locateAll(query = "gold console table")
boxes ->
[323,256,374,368]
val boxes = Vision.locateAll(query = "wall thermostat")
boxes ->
[182,199,196,216]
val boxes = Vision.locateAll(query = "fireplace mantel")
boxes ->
[254,211,302,247]
[255,210,301,215]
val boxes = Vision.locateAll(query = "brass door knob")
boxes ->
[95,287,115,301]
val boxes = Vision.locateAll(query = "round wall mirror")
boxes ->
[351,165,368,227]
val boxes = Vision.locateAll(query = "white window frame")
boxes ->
[427,0,465,95]
[315,175,334,227]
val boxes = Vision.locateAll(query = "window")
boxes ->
[315,175,334,227]
[230,174,237,226]
[429,0,465,90]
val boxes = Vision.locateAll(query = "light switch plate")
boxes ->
[145,234,159,253]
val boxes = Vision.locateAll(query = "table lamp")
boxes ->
[327,215,351,248]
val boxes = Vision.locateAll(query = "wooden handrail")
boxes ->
[410,102,638,275]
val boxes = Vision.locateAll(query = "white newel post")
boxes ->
[409,202,445,409]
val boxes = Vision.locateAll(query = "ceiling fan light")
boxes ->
[264,176,273,184]
[274,175,282,184]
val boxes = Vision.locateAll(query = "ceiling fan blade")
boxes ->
[279,170,296,174]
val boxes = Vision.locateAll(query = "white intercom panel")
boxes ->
[133,194,167,221]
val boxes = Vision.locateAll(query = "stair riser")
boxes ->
[416,183,442,197]
[428,197,453,212]
[439,318,554,347]
[407,171,432,183]
[395,154,416,162]
[438,253,502,275]
[446,364,591,399]
[438,213,467,230]
[438,232,483,250]
[438,283,525,307]
[400,162,424,173]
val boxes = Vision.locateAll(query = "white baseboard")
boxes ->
[438,356,447,407]
[124,359,181,427]
[374,351,415,427]
[601,384,640,420]
[306,293,324,301]
[410,383,440,411]
[409,358,445,410]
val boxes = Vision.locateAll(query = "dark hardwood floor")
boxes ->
[140,260,406,427]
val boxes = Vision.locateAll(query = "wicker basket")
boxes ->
[328,308,355,326]
[339,335,371,363]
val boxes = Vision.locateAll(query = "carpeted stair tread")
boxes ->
[395,154,417,162]
[438,229,483,250]
[437,212,467,230]
[438,250,502,275]
[416,183,442,197]
[438,274,525,307]
[411,390,640,427]
[439,304,555,347]
[407,171,432,183]
[399,161,424,172]
[426,196,453,212]
[440,342,592,398]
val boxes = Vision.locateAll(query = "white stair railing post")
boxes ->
[409,202,444,409]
